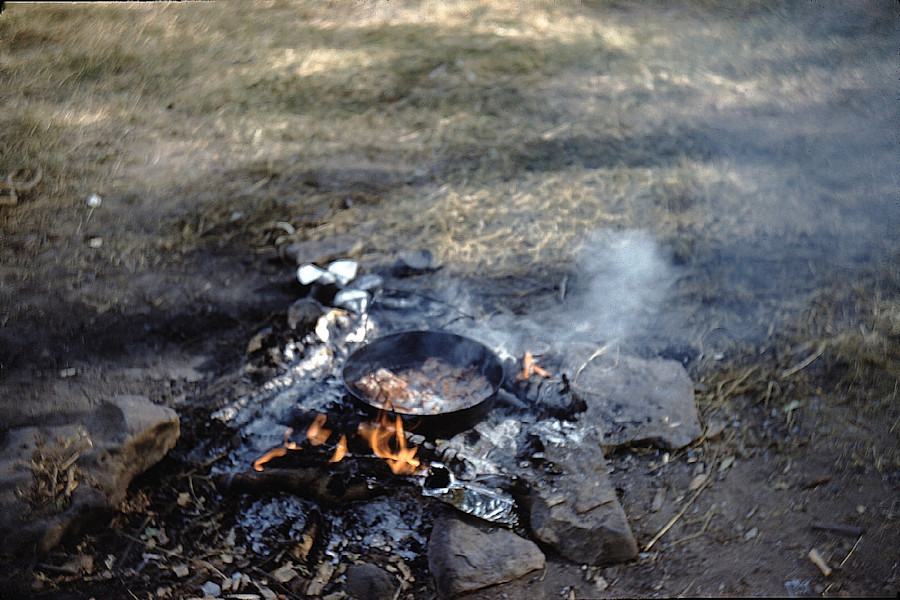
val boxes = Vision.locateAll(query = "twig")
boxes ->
[839,535,863,568]
[391,580,406,600]
[197,558,228,581]
[823,535,864,596]
[119,515,153,566]
[35,562,80,576]
[811,521,865,538]
[718,366,759,401]
[781,341,826,378]
[251,566,294,596]
[572,344,619,395]
[644,460,716,552]
[243,175,273,195]
[671,507,716,545]
[801,475,831,489]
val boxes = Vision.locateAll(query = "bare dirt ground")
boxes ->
[1,1,897,598]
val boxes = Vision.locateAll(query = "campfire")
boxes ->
[208,257,701,596]
[252,410,422,477]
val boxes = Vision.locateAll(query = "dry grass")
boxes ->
[1,0,896,379]
[694,255,900,476]
[1,1,894,332]
[3,0,896,419]
[3,1,890,274]
[0,0,780,273]
[19,426,93,518]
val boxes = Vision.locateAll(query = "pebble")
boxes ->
[172,563,189,578]
[200,581,221,597]
[327,259,358,286]
[297,263,333,285]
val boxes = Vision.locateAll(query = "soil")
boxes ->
[1,1,897,598]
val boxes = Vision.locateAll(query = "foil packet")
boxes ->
[420,463,519,528]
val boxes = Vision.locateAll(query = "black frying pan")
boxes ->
[342,330,504,437]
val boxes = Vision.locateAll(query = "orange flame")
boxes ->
[357,412,420,475]
[330,434,348,463]
[307,413,331,446]
[253,427,300,471]
[253,413,421,476]
[516,351,551,380]
[252,414,334,472]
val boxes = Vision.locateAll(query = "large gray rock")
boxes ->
[0,394,179,555]
[428,516,545,598]
[563,343,701,451]
[519,421,638,565]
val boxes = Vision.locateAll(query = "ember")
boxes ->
[353,357,493,415]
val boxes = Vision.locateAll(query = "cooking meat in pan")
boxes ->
[353,357,493,415]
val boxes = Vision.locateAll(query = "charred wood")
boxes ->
[214,460,408,505]
[504,374,585,421]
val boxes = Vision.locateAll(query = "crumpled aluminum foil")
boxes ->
[420,463,519,527]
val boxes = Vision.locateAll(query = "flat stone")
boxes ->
[519,421,638,565]
[428,516,545,598]
[81,395,180,506]
[0,394,179,555]
[563,343,701,451]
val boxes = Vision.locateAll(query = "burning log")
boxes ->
[214,462,396,505]
[231,409,427,504]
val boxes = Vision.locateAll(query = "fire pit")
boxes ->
[207,258,702,596]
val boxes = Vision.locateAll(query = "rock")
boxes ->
[347,273,384,292]
[344,562,395,600]
[519,421,638,566]
[428,516,544,599]
[297,263,334,286]
[393,249,439,275]
[0,395,179,556]
[287,297,325,332]
[326,259,358,286]
[81,395,180,506]
[564,343,701,451]
[284,235,362,266]
[333,289,370,314]
[201,581,221,597]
